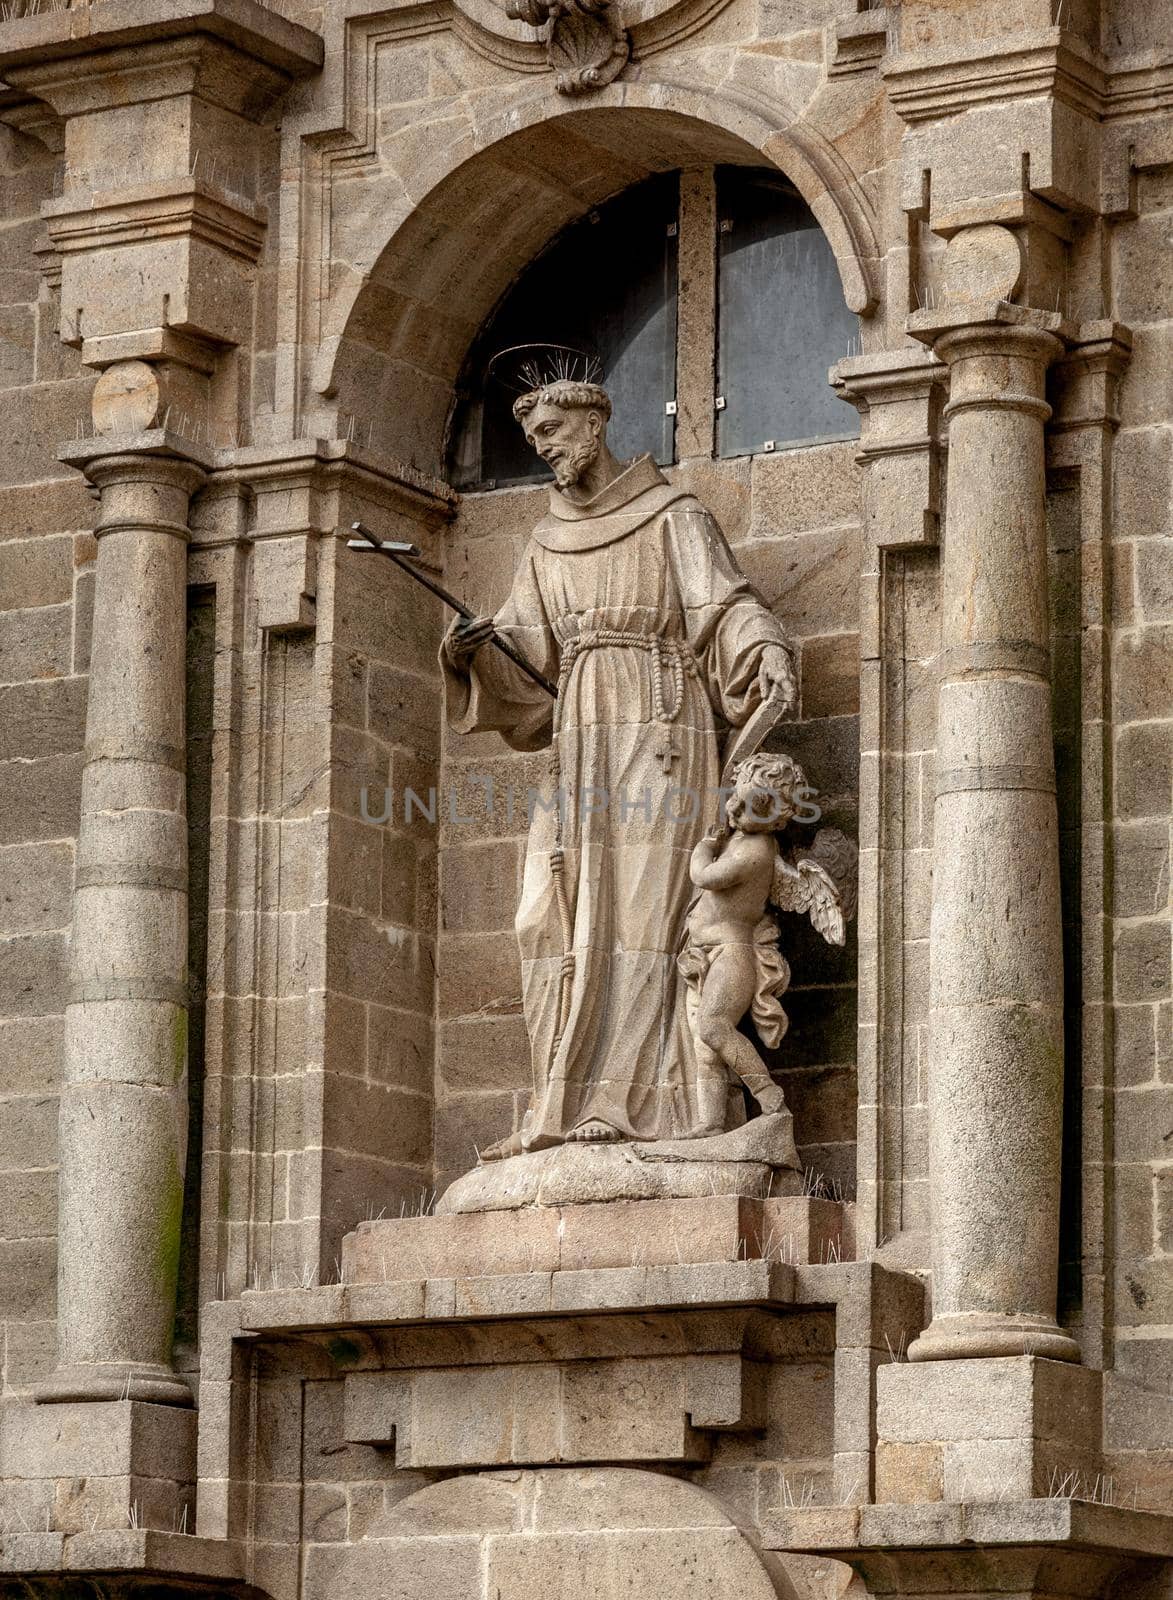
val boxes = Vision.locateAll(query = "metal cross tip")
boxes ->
[347,522,421,557]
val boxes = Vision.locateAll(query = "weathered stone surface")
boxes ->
[324,1469,785,1599]
[0,0,1169,1588]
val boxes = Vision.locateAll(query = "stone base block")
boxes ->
[342,1193,850,1284]
[343,1344,760,1468]
[875,1357,1102,1503]
[0,1400,195,1536]
[436,1112,801,1213]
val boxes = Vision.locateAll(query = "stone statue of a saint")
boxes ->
[442,379,797,1166]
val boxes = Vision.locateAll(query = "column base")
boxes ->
[875,1356,1101,1503]
[34,1362,193,1407]
[908,1313,1080,1364]
[0,1398,196,1538]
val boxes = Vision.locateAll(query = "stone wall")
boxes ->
[0,0,1171,1589]
[1105,166,1173,1402]
[0,119,93,1399]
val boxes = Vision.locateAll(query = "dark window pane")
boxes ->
[449,173,679,491]
[716,166,859,458]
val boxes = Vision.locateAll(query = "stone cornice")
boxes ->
[883,30,1105,125]
[883,29,1173,129]
[0,0,322,91]
[221,438,456,518]
[44,180,267,265]
[1105,51,1173,121]
[765,1497,1173,1569]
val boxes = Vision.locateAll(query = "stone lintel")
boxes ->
[229,1258,926,1340]
[236,1258,801,1338]
[342,1341,761,1468]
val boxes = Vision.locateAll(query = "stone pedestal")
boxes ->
[435,1112,802,1213]
[0,1400,195,1535]
[37,438,206,1407]
[343,1193,850,1282]
[907,298,1078,1365]
[875,1357,1101,1504]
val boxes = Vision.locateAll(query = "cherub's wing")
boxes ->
[770,851,805,916]
[770,851,847,947]
[797,828,859,925]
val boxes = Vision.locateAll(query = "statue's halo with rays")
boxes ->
[487,342,604,396]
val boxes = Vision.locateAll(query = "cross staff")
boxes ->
[346,521,558,699]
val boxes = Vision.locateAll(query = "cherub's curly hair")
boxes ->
[513,380,612,425]
[727,751,808,828]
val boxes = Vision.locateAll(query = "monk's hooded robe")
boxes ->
[442,454,793,1148]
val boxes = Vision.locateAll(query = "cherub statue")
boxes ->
[678,752,857,1118]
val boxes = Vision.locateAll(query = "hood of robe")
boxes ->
[532,453,696,552]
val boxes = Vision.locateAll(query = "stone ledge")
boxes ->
[237,1258,801,1336]
[762,1497,1173,1558]
[0,1527,247,1584]
[230,1259,921,1341]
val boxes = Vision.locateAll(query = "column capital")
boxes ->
[60,431,213,490]
[909,300,1071,367]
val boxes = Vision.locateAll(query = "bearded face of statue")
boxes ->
[522,399,604,489]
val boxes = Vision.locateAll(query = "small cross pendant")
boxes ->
[654,724,680,772]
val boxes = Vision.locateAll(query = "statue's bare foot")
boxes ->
[480,1131,526,1162]
[567,1119,623,1143]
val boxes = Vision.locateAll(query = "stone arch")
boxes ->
[316,76,880,477]
[324,1466,810,1599]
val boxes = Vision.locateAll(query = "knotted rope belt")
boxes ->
[547,628,701,1053]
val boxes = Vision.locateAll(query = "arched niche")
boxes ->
[316,85,879,478]
[320,86,867,1200]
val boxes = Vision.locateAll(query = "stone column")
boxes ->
[907,283,1079,1364]
[38,437,205,1405]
